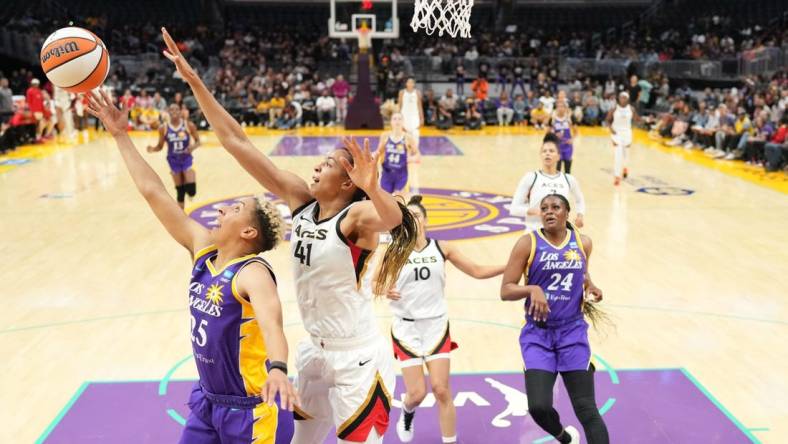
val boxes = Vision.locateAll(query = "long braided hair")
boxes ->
[540,193,609,329]
[338,148,419,296]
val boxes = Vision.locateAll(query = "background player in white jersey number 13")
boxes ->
[510,134,586,232]
[374,195,505,444]
[377,112,419,197]
[398,78,423,194]
[161,27,420,444]
[147,103,201,208]
[606,91,641,186]
[86,89,297,444]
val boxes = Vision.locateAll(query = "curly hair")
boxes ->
[252,195,285,253]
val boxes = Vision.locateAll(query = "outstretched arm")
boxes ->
[161,28,312,211]
[86,90,209,254]
[236,263,300,411]
[147,126,165,153]
[440,241,504,279]
[187,121,201,153]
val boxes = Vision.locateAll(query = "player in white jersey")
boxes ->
[375,195,505,444]
[510,133,587,231]
[162,28,419,444]
[606,91,640,186]
[398,78,423,194]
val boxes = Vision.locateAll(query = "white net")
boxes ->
[410,0,474,39]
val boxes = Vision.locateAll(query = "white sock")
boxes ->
[442,436,457,443]
[403,405,415,414]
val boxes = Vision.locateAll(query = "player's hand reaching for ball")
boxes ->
[340,136,380,194]
[262,367,300,411]
[161,27,198,83]
[85,90,127,137]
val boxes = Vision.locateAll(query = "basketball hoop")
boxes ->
[410,0,473,38]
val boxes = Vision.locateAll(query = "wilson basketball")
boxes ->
[40,27,110,93]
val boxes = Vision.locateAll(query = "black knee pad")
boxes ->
[176,185,186,203]
[184,182,196,197]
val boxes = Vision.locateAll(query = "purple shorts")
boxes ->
[380,168,408,193]
[519,317,591,373]
[179,383,287,444]
[559,144,573,161]
[168,155,193,174]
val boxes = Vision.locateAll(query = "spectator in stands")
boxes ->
[583,96,601,126]
[744,115,774,165]
[423,89,438,126]
[331,74,349,123]
[721,109,753,159]
[531,102,548,129]
[316,90,336,127]
[471,75,489,102]
[497,92,514,126]
[464,98,482,130]
[0,78,13,125]
[152,92,167,112]
[269,92,286,127]
[628,75,641,106]
[711,104,735,158]
[26,78,47,142]
[138,102,161,130]
[513,94,528,126]
[437,89,457,130]
[695,105,721,150]
[300,90,317,127]
[764,116,788,172]
[539,89,556,116]
[455,65,466,96]
[255,94,271,126]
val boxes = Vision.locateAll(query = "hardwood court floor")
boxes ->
[2,127,786,443]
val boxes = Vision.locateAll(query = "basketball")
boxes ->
[39,27,110,93]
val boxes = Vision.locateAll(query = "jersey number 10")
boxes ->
[413,266,431,281]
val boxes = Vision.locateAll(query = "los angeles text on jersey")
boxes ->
[538,251,584,270]
[188,282,223,317]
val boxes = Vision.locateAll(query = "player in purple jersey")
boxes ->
[549,100,576,174]
[162,28,418,444]
[86,90,298,444]
[501,194,609,444]
[147,103,201,208]
[377,112,419,195]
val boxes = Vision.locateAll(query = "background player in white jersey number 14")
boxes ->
[377,112,420,197]
[606,91,641,186]
[161,26,420,444]
[398,78,423,194]
[510,134,586,232]
[375,195,505,444]
[147,103,201,208]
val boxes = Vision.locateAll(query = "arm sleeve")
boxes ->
[567,174,586,215]
[510,172,536,217]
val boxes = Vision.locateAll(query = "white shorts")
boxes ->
[293,333,396,442]
[391,314,457,368]
[612,132,632,147]
[403,125,420,140]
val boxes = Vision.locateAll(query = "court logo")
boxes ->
[188,188,523,241]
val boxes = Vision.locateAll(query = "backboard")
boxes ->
[329,0,400,39]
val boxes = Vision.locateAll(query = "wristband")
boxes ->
[269,361,288,375]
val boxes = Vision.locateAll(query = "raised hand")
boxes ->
[85,90,127,136]
[161,27,198,82]
[339,136,380,194]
